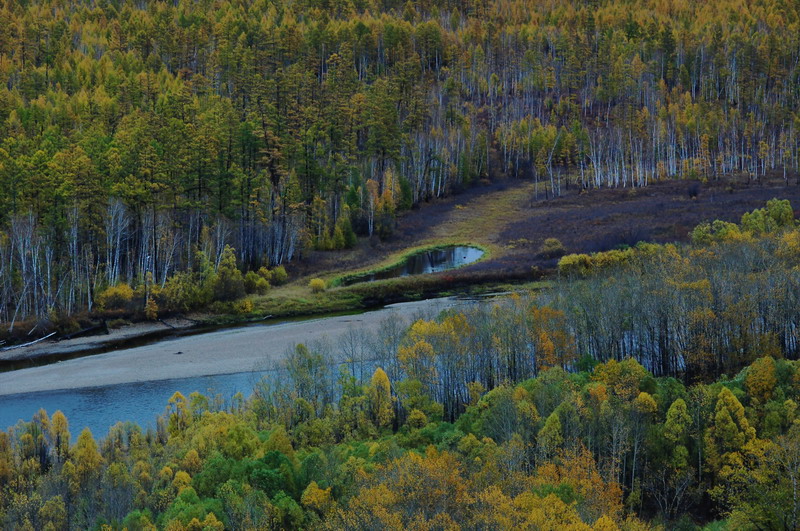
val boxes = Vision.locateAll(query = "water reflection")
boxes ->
[343,245,483,285]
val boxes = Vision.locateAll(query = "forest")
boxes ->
[1,0,800,323]
[3,0,800,527]
[2,202,800,529]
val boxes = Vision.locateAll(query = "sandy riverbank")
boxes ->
[0,318,196,362]
[0,298,468,396]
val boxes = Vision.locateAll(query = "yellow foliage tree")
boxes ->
[301,481,333,515]
[536,445,624,523]
[592,359,649,401]
[71,428,103,488]
[265,425,295,462]
[334,446,471,529]
[531,306,577,371]
[50,410,70,463]
[745,356,778,404]
[367,368,394,429]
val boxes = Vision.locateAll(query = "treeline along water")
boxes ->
[0,297,468,436]
[0,372,269,437]
[0,359,393,438]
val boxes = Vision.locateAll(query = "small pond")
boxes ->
[342,245,484,286]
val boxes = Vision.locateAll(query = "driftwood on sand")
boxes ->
[0,332,57,352]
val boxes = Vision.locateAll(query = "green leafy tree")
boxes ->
[213,246,245,302]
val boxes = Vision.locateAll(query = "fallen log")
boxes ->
[159,318,177,330]
[59,321,109,341]
[0,332,57,352]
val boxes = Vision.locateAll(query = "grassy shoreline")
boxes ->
[216,268,544,326]
[330,242,491,287]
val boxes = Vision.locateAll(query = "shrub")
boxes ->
[234,299,254,315]
[592,248,634,269]
[539,237,567,258]
[309,278,326,293]
[160,271,213,312]
[257,267,273,282]
[766,198,795,227]
[407,408,428,429]
[244,271,270,295]
[97,283,134,311]
[255,277,270,295]
[741,199,795,234]
[144,297,158,320]
[51,312,81,335]
[690,220,742,245]
[271,265,289,285]
[244,271,259,293]
[558,253,593,277]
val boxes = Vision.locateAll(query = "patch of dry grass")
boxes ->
[250,183,537,310]
[326,182,536,284]
[422,182,536,254]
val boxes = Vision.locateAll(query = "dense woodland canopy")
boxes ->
[1,0,800,322]
[4,0,800,528]
[2,203,800,529]
[1,329,799,529]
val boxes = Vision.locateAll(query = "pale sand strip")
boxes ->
[0,298,467,397]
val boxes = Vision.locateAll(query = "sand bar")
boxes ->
[0,298,468,397]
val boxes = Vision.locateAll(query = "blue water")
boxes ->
[0,371,268,437]
[0,296,480,438]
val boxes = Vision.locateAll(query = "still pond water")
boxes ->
[342,245,484,285]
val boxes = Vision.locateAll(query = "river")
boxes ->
[0,371,270,436]
[0,297,478,436]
